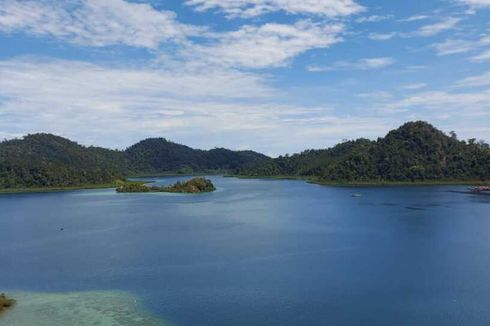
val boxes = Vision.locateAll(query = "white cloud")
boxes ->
[433,39,479,55]
[0,1,347,70]
[355,15,393,23]
[383,89,490,140]
[308,57,395,72]
[0,58,273,103]
[432,35,490,55]
[400,14,430,22]
[356,91,393,100]
[0,0,203,48]
[458,0,490,8]
[456,71,490,87]
[0,57,393,155]
[185,0,364,18]
[401,83,428,90]
[183,21,344,69]
[470,49,490,62]
[412,18,461,37]
[368,32,396,41]
[388,90,490,110]
[369,17,461,41]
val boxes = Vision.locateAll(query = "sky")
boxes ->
[0,0,489,156]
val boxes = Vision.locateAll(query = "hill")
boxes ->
[0,134,268,190]
[126,138,267,175]
[0,134,127,189]
[238,121,490,183]
[1,122,488,190]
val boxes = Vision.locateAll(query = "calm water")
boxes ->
[1,176,490,325]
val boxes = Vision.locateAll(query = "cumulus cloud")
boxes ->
[0,0,203,48]
[307,57,395,72]
[185,0,364,18]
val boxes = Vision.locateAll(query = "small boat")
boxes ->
[352,193,362,197]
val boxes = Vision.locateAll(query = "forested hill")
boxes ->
[0,134,267,189]
[1,121,489,190]
[0,134,127,189]
[126,138,268,174]
[238,121,490,183]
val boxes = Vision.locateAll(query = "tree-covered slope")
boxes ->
[0,134,127,189]
[1,121,488,190]
[126,138,268,174]
[239,121,490,182]
[0,134,268,189]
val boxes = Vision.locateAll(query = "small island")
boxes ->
[0,293,15,314]
[116,177,216,194]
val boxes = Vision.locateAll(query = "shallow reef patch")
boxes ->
[0,290,167,326]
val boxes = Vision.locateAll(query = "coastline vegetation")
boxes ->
[228,174,490,187]
[0,121,488,192]
[0,293,15,314]
[0,182,124,194]
[0,134,266,191]
[237,122,490,184]
[116,177,216,194]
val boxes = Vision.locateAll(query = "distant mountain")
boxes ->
[0,134,268,189]
[238,121,490,182]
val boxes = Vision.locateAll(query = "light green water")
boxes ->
[0,291,166,326]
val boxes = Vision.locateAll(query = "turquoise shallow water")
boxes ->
[1,176,490,325]
[0,291,165,325]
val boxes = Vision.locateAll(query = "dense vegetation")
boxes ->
[0,135,266,190]
[238,121,490,183]
[126,138,267,175]
[0,293,15,314]
[0,134,127,189]
[1,121,488,190]
[117,177,215,193]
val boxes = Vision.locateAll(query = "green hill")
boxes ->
[238,121,490,183]
[0,134,127,189]
[0,134,268,190]
[1,122,488,190]
[126,138,267,175]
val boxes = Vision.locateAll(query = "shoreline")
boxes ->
[1,176,489,194]
[0,181,149,195]
[0,183,120,195]
[227,174,490,187]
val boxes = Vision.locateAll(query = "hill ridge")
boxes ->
[1,121,489,189]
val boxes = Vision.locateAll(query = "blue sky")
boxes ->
[0,0,489,156]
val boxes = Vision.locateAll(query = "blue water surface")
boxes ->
[1,176,490,325]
